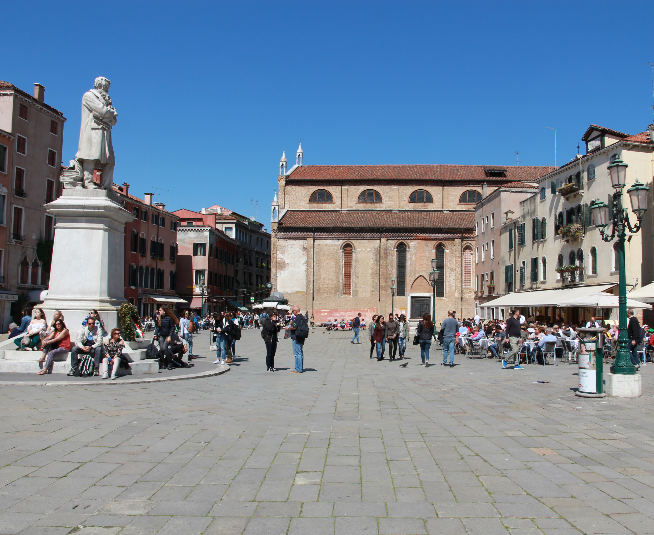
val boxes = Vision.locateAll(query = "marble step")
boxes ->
[0,358,159,375]
[0,348,149,361]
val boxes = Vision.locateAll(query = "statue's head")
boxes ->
[94,77,111,92]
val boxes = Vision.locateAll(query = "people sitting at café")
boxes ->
[536,328,559,364]
[102,328,126,380]
[37,319,70,375]
[14,309,47,350]
[68,317,104,376]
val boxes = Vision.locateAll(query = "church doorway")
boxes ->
[410,296,431,319]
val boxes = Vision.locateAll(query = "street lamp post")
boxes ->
[590,154,649,376]
[390,278,396,316]
[428,258,439,332]
[199,285,206,316]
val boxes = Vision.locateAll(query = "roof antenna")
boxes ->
[514,152,519,166]
[649,62,654,123]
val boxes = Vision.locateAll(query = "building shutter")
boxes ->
[541,218,547,240]
[520,266,525,286]
[532,218,537,242]
[583,203,591,229]
[551,181,557,194]
[508,228,514,250]
[505,264,511,283]
[531,257,538,283]
[517,223,526,246]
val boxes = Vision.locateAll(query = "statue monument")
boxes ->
[42,77,133,330]
[61,76,118,189]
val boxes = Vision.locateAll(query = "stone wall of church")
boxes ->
[273,235,477,323]
[281,183,497,211]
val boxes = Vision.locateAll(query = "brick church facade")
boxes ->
[271,147,552,323]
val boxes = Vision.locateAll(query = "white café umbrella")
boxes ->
[276,304,291,311]
[558,293,651,309]
[627,281,654,303]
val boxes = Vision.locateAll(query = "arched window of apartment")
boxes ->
[556,253,563,280]
[138,266,144,287]
[409,190,433,203]
[396,243,407,296]
[19,257,29,285]
[309,189,333,203]
[577,249,584,282]
[358,189,382,203]
[612,243,619,272]
[343,243,353,296]
[158,237,164,259]
[459,190,482,204]
[590,247,597,275]
[541,256,547,281]
[463,246,472,288]
[435,244,445,297]
[30,259,40,286]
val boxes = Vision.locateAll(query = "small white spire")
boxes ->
[279,150,287,175]
[296,142,303,166]
[273,191,278,203]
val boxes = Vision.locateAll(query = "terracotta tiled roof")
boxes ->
[112,185,179,218]
[581,124,629,141]
[278,210,475,230]
[172,209,204,219]
[0,80,65,117]
[623,131,653,144]
[286,164,554,183]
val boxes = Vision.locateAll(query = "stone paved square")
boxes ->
[0,328,654,534]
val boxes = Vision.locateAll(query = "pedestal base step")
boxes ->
[605,372,642,398]
[0,357,159,375]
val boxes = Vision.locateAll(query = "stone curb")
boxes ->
[0,364,230,386]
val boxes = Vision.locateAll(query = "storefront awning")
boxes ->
[628,282,654,303]
[559,293,650,309]
[0,290,19,302]
[482,284,616,308]
[143,294,188,305]
[225,299,248,312]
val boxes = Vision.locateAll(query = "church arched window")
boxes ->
[358,189,382,203]
[343,244,353,295]
[309,189,333,203]
[409,189,433,203]
[435,244,445,297]
[396,243,407,296]
[459,190,482,204]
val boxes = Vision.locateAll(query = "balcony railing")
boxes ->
[14,189,28,198]
[12,233,24,241]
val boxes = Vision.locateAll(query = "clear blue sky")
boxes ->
[4,0,654,224]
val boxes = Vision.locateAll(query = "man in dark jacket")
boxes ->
[262,312,281,372]
[627,309,641,368]
[286,306,308,373]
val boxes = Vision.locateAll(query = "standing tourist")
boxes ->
[503,308,524,369]
[213,312,234,365]
[398,314,409,360]
[37,319,70,375]
[368,315,378,359]
[180,311,194,358]
[385,314,399,361]
[440,310,460,367]
[155,306,179,361]
[373,316,385,361]
[286,306,309,373]
[262,311,281,371]
[627,309,642,369]
[351,312,362,344]
[416,313,434,367]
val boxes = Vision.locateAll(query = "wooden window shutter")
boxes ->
[343,245,353,296]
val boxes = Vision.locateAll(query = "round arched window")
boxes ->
[309,189,333,203]
[358,189,382,203]
[409,189,433,203]
[459,190,482,204]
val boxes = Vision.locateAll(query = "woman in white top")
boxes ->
[15,308,47,350]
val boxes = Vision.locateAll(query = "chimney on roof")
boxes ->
[122,182,129,196]
[482,183,488,199]
[154,202,165,210]
[33,83,45,103]
[144,193,153,206]
[649,124,654,143]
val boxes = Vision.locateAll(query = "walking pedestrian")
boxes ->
[416,313,434,366]
[180,311,195,359]
[351,312,362,344]
[503,308,524,369]
[398,315,409,359]
[440,310,460,367]
[262,311,281,371]
[368,315,378,358]
[385,314,399,361]
[627,309,642,369]
[286,305,309,372]
[374,317,385,361]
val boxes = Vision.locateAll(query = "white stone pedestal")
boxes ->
[605,372,642,398]
[41,188,134,332]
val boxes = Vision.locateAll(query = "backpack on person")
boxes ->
[233,324,242,341]
[79,354,94,377]
[188,320,196,334]
[295,315,309,339]
[353,316,360,328]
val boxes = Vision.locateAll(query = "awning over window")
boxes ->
[143,294,188,305]
[227,300,249,312]
[482,284,616,308]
